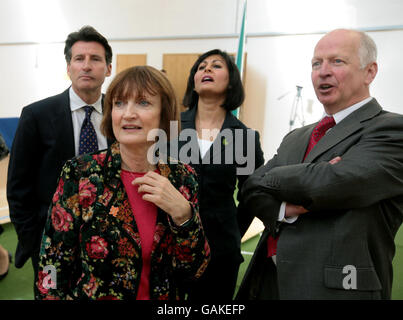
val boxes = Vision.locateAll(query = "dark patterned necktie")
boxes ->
[303,116,336,161]
[78,105,98,155]
[267,116,336,258]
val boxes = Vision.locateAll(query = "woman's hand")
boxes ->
[132,171,192,226]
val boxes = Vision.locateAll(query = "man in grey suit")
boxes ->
[7,26,112,281]
[237,29,403,299]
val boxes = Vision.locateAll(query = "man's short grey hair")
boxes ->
[358,31,377,69]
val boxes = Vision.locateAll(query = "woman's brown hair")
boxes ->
[101,65,179,141]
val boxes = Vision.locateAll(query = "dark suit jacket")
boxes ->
[179,107,264,262]
[237,98,403,299]
[7,88,110,268]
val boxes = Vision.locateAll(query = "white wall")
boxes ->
[243,0,403,158]
[0,0,243,117]
[1,0,403,160]
[0,0,240,42]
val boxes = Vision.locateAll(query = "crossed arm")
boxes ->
[240,119,403,235]
[284,156,341,218]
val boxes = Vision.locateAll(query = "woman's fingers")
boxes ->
[132,171,192,225]
[132,170,164,187]
[137,183,155,194]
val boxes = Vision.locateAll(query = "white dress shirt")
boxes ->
[198,138,213,159]
[69,87,108,156]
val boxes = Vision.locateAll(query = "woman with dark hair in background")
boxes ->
[180,49,264,300]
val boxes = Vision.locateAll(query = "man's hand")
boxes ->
[329,156,341,165]
[285,203,308,218]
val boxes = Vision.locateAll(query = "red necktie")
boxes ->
[303,116,336,161]
[267,116,336,257]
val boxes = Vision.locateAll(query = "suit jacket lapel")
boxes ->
[51,90,113,159]
[181,107,245,164]
[181,107,196,130]
[180,107,200,163]
[51,88,75,160]
[304,98,382,163]
[210,111,239,164]
[289,125,315,164]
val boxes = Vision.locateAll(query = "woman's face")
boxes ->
[193,54,230,99]
[111,89,161,150]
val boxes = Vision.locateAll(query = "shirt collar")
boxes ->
[69,86,103,114]
[322,97,373,124]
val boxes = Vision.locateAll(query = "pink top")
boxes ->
[121,169,157,300]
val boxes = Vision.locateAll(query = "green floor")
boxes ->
[0,223,35,299]
[0,222,402,300]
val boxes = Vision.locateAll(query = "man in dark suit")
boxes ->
[237,29,403,299]
[7,26,112,279]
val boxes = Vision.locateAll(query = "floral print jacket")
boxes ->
[35,142,210,300]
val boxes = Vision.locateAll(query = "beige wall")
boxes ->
[1,0,403,161]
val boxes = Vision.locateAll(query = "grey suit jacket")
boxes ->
[237,98,403,299]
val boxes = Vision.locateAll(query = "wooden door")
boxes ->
[116,54,147,74]
[163,54,200,112]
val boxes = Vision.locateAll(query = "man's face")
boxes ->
[67,41,111,96]
[311,30,376,114]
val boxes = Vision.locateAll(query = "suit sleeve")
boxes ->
[236,129,265,237]
[238,154,282,236]
[7,107,42,257]
[259,117,403,212]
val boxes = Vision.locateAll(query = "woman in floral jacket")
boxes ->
[35,66,210,300]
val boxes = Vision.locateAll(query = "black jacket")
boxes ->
[179,107,264,261]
